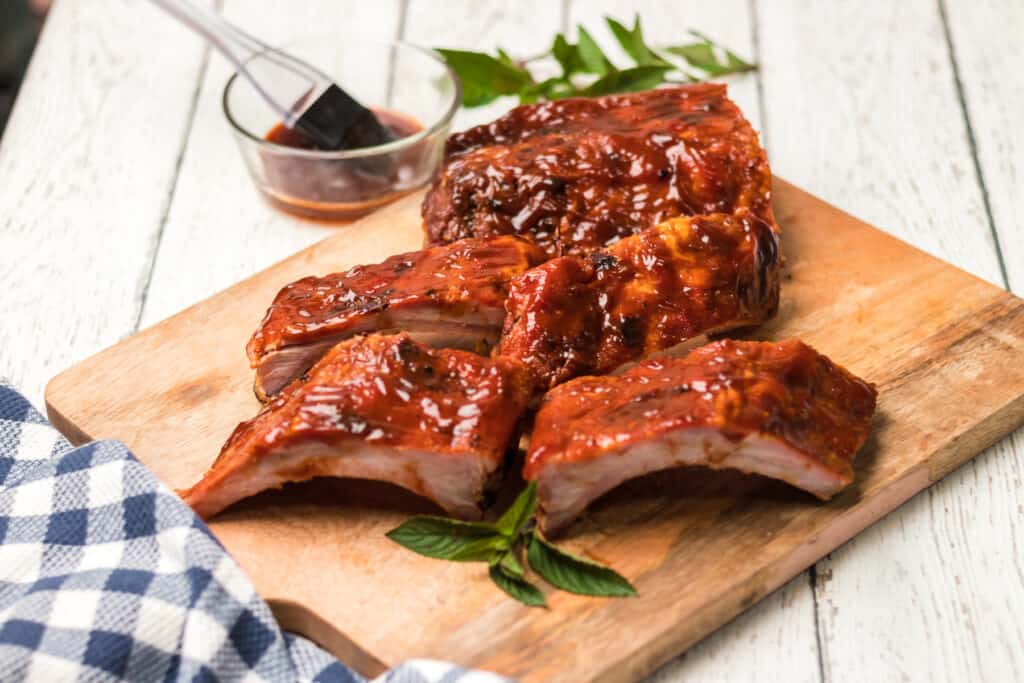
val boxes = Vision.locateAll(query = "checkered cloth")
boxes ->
[0,379,511,682]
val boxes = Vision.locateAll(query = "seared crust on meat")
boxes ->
[423,84,776,257]
[184,333,534,520]
[525,339,877,534]
[248,235,546,399]
[496,211,780,390]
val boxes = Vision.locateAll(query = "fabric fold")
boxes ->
[0,380,511,683]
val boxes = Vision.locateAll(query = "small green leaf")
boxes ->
[576,26,616,76]
[489,564,547,607]
[495,482,538,538]
[527,532,637,597]
[551,34,584,77]
[664,32,755,77]
[518,77,576,104]
[386,516,507,562]
[494,550,526,579]
[606,14,668,67]
[435,48,534,107]
[495,47,516,68]
[582,65,673,97]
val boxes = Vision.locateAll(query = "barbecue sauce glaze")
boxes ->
[423,83,775,257]
[260,109,423,220]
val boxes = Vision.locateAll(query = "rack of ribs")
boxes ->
[247,235,546,400]
[496,210,780,390]
[525,339,877,535]
[422,83,775,258]
[183,333,534,520]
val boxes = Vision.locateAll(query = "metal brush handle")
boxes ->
[149,0,331,127]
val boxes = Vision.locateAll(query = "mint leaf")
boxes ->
[665,32,755,77]
[551,34,585,77]
[606,14,668,67]
[576,26,616,76]
[386,516,508,562]
[489,564,547,607]
[527,533,637,597]
[495,482,538,538]
[583,65,673,97]
[435,48,533,107]
[519,77,576,104]
[495,550,526,579]
[437,17,755,107]
[495,47,517,68]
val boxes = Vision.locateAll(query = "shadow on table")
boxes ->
[0,0,48,137]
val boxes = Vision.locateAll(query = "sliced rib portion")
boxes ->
[248,235,546,399]
[525,339,877,535]
[184,333,533,520]
[496,211,780,390]
[423,84,776,258]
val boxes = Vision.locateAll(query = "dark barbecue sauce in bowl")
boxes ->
[259,108,424,221]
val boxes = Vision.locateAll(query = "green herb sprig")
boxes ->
[435,14,755,108]
[386,482,635,607]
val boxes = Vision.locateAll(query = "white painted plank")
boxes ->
[648,575,819,683]
[563,3,820,681]
[944,0,1024,292]
[758,1,1024,681]
[137,0,403,327]
[757,0,1002,285]
[0,0,208,406]
[403,0,565,130]
[813,434,1024,682]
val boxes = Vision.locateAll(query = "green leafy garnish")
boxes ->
[665,31,756,77]
[433,48,533,107]
[386,482,634,607]
[385,516,508,562]
[527,533,636,597]
[606,15,668,68]
[576,26,616,76]
[435,13,756,108]
[583,65,674,97]
[489,563,547,607]
[494,478,537,537]
[496,549,527,579]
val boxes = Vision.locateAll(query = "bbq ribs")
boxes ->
[497,210,780,390]
[525,339,877,535]
[186,85,882,532]
[184,333,534,520]
[422,84,775,258]
[248,235,546,399]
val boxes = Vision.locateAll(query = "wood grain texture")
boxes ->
[45,180,1024,683]
[563,3,818,680]
[757,2,1024,681]
[4,1,1022,681]
[0,0,209,405]
[944,0,1023,291]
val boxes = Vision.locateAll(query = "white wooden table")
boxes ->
[1,1,1021,680]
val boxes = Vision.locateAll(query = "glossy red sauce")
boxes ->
[497,211,780,390]
[247,235,547,359]
[264,108,421,150]
[423,84,775,257]
[525,339,878,479]
[260,108,424,221]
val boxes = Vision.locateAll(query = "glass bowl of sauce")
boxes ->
[223,39,459,221]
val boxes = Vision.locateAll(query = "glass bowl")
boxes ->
[223,38,459,221]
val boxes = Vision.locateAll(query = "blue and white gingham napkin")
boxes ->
[0,379,511,682]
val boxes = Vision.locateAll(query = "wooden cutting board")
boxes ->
[46,179,1024,682]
